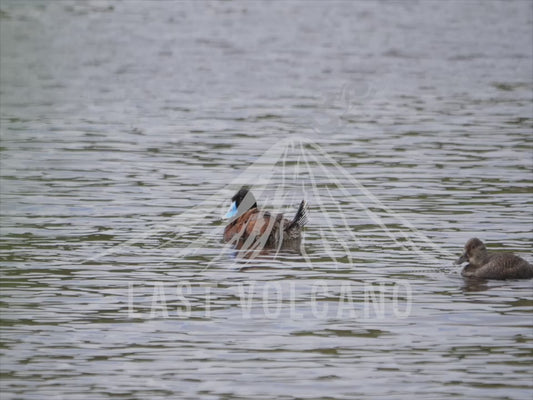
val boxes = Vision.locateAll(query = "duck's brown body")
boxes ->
[461,253,533,279]
[224,208,302,246]
[223,188,307,249]
[456,238,533,280]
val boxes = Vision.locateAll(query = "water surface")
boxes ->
[1,1,532,399]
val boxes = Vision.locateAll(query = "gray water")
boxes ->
[1,1,532,399]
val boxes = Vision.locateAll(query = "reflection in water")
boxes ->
[230,238,304,260]
[461,277,490,293]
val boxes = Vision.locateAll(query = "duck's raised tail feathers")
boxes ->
[286,200,308,231]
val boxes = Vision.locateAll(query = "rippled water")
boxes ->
[1,1,532,399]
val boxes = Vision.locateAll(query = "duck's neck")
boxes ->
[470,249,490,267]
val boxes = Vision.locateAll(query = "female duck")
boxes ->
[223,188,307,248]
[455,238,533,280]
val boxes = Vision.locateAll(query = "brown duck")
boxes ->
[223,188,307,248]
[455,238,533,280]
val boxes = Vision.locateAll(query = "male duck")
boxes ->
[455,238,533,280]
[223,187,308,248]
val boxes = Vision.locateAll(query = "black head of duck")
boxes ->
[223,187,308,249]
[455,238,533,280]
